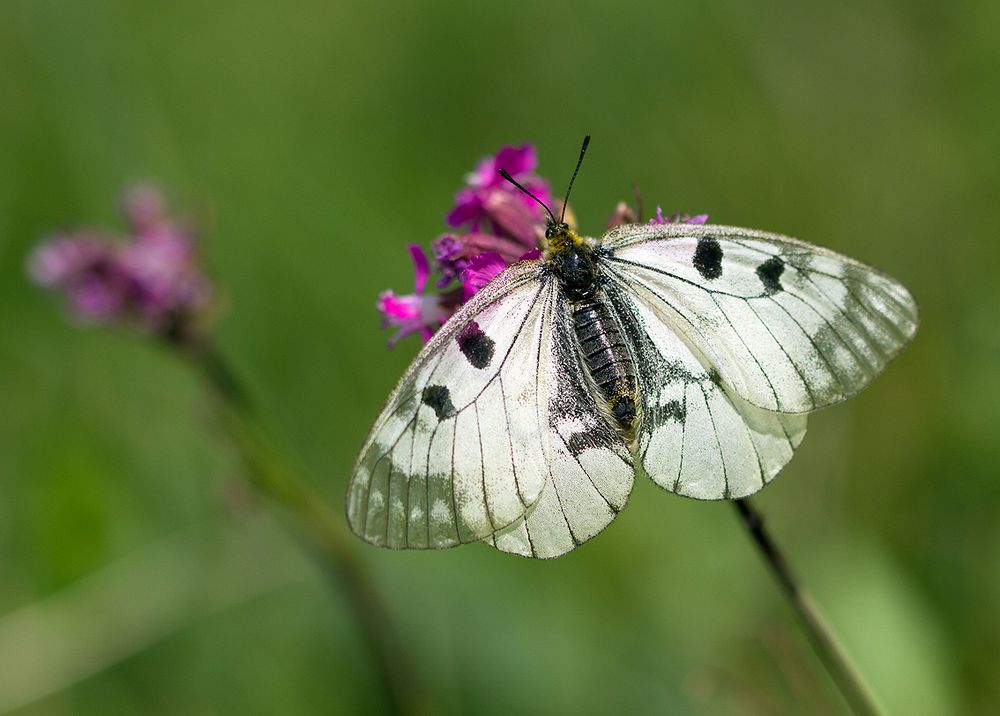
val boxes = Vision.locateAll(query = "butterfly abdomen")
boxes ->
[572,298,638,431]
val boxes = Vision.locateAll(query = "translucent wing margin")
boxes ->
[602,224,919,414]
[347,261,634,557]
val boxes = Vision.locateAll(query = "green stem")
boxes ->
[182,340,416,716]
[734,498,884,716]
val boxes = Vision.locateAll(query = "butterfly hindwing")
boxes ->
[602,224,919,415]
[491,289,634,558]
[604,277,807,499]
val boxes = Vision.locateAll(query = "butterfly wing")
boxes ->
[600,223,916,499]
[490,287,634,558]
[604,276,807,499]
[348,260,633,557]
[602,223,918,414]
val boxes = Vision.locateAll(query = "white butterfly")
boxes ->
[347,152,918,559]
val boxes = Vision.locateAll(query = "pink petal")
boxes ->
[521,177,552,209]
[470,155,498,188]
[408,244,430,293]
[446,189,484,227]
[484,191,544,250]
[493,145,537,179]
[461,252,507,300]
[376,290,420,322]
[460,232,532,263]
[27,234,111,287]
[69,276,126,323]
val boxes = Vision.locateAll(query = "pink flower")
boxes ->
[607,198,708,229]
[29,233,115,289]
[28,186,213,338]
[376,245,449,346]
[431,234,468,288]
[648,206,709,225]
[378,141,713,348]
[446,144,551,251]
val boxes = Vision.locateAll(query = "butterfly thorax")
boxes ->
[542,220,582,254]
[545,223,639,437]
[545,222,598,301]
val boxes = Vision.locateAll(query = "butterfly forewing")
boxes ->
[602,224,918,415]
[348,261,635,557]
[349,262,550,548]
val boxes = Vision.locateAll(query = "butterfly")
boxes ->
[347,138,918,558]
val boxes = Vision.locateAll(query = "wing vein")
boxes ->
[698,383,730,498]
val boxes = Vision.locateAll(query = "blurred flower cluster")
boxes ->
[28,186,213,343]
[377,143,708,346]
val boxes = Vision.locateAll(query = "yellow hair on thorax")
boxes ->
[543,225,585,258]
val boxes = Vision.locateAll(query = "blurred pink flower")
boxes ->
[28,185,213,338]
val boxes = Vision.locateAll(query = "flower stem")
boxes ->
[733,498,883,716]
[181,340,417,715]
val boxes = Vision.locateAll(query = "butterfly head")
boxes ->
[545,221,571,240]
[543,219,583,255]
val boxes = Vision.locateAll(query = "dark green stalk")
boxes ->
[181,339,416,716]
[734,498,884,716]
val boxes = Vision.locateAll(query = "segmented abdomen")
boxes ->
[572,298,637,428]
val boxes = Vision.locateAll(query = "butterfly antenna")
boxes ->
[559,135,591,223]
[498,168,557,224]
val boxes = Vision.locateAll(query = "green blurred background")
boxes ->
[1,0,997,713]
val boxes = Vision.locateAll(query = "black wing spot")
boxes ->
[756,256,785,295]
[693,237,723,280]
[457,321,495,369]
[662,399,686,423]
[421,385,456,420]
